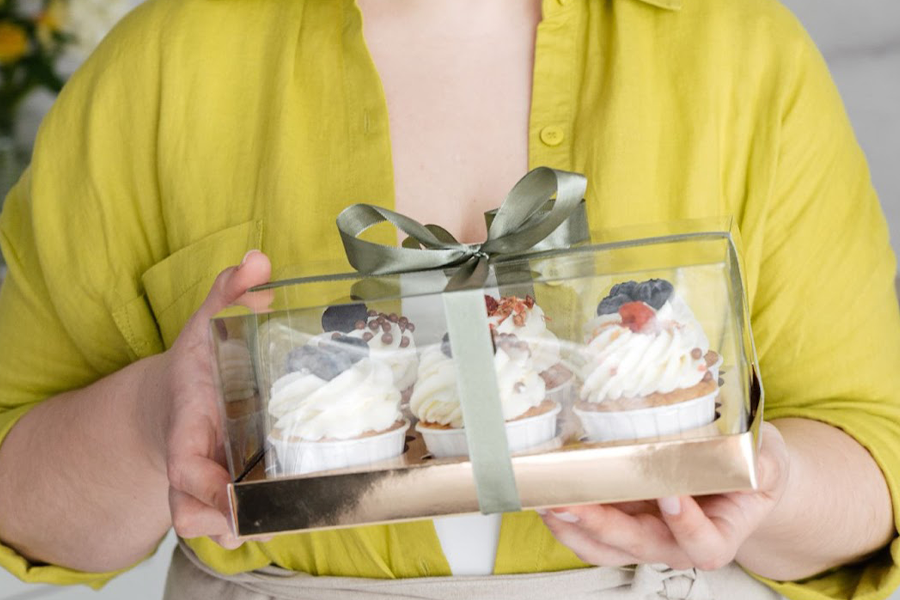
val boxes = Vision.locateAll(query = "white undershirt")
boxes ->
[432,514,502,576]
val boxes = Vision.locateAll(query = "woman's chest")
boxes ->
[358,0,542,243]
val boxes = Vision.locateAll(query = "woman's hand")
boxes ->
[141,250,273,549]
[538,422,790,571]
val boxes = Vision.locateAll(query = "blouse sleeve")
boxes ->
[745,15,900,600]
[0,0,167,588]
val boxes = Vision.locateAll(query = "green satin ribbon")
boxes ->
[336,167,588,513]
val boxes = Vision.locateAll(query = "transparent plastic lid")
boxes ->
[211,223,758,500]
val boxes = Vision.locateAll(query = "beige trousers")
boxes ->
[164,540,786,600]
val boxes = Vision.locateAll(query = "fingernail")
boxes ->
[535,508,547,515]
[551,511,580,523]
[238,249,260,269]
[658,496,681,516]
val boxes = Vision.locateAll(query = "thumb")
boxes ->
[183,250,272,339]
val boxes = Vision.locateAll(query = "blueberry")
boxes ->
[597,293,632,316]
[608,281,638,299]
[285,336,369,381]
[321,335,369,365]
[441,332,453,358]
[633,279,674,310]
[596,281,639,315]
[321,303,369,333]
[286,346,344,381]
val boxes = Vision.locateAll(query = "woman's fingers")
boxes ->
[167,454,232,514]
[556,504,684,561]
[169,488,231,539]
[180,250,272,348]
[546,504,694,569]
[538,511,641,567]
[657,496,740,571]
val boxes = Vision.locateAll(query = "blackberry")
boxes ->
[633,279,673,310]
[321,303,369,333]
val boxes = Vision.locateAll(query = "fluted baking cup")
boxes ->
[267,420,410,476]
[417,402,562,459]
[546,377,575,406]
[574,390,718,443]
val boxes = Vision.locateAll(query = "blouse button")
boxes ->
[540,125,565,147]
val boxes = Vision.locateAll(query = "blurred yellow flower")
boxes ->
[0,21,28,65]
[35,0,66,50]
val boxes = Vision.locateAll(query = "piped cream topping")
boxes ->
[410,344,546,428]
[487,299,561,373]
[580,296,710,404]
[268,358,401,441]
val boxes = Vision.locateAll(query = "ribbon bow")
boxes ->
[337,167,588,289]
[336,167,588,514]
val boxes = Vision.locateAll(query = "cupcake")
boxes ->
[266,334,408,476]
[324,304,419,400]
[575,279,720,442]
[215,339,264,467]
[216,338,257,411]
[484,294,575,404]
[411,333,560,458]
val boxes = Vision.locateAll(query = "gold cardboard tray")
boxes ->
[227,369,761,538]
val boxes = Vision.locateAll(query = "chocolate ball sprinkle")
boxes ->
[362,332,374,342]
[381,322,391,333]
[691,348,702,360]
[367,309,378,317]
[399,336,410,348]
[382,333,394,345]
[368,321,379,331]
[389,313,399,323]
[355,320,366,330]
[407,323,416,332]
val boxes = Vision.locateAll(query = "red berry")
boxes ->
[485,295,499,314]
[618,301,656,333]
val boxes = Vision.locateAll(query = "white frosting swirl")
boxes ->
[488,301,561,373]
[580,299,709,404]
[656,295,710,351]
[346,317,418,391]
[268,358,401,441]
[410,345,546,427]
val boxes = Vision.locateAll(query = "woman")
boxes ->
[0,0,897,598]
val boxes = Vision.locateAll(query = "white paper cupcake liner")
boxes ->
[574,390,718,443]
[416,402,562,459]
[545,377,575,406]
[267,419,410,476]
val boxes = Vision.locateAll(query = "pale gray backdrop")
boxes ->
[1,0,898,598]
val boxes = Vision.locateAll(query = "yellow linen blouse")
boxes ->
[0,0,898,598]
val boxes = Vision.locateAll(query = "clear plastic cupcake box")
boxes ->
[211,218,763,537]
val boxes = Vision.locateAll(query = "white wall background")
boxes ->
[1,0,898,599]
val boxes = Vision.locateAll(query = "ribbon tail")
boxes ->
[445,255,491,292]
[442,287,522,514]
